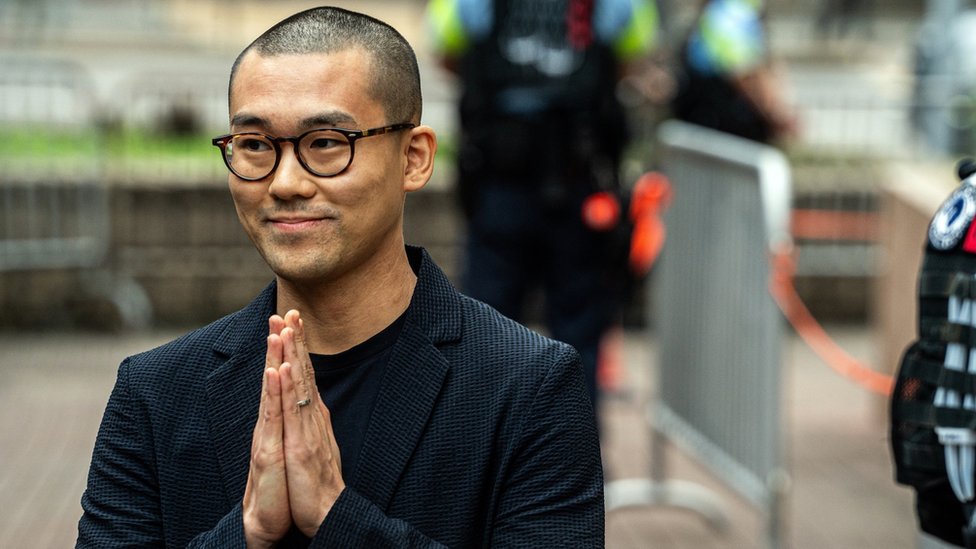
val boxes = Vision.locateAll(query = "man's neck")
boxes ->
[275,247,418,355]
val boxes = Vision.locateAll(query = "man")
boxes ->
[670,0,796,144]
[426,0,657,410]
[77,7,603,548]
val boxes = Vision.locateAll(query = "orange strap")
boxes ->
[629,172,672,277]
[769,247,895,396]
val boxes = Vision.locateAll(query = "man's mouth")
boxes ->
[270,217,324,229]
[265,212,336,233]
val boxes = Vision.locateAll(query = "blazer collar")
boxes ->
[208,246,461,356]
[350,247,459,506]
[401,245,462,346]
[206,282,277,501]
[204,247,462,507]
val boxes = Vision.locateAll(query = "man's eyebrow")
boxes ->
[229,111,360,132]
[300,112,358,129]
[230,113,268,130]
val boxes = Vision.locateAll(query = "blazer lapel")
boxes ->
[206,346,265,503]
[205,283,276,503]
[351,323,449,507]
[350,247,461,509]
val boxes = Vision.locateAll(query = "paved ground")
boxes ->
[603,325,919,548]
[0,324,922,548]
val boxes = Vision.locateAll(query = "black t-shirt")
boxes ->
[309,312,406,481]
[278,314,405,547]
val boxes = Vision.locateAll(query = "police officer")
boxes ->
[427,0,658,412]
[670,0,796,144]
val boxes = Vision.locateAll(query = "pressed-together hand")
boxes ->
[242,315,290,547]
[243,311,345,548]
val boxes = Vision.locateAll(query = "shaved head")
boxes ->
[229,6,422,125]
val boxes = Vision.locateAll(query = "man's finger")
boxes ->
[279,362,305,417]
[251,365,270,441]
[261,367,284,443]
[243,367,290,544]
[280,362,344,538]
[266,314,286,372]
[318,398,341,471]
[281,326,315,404]
[294,317,319,403]
[282,312,317,405]
[269,314,285,336]
[266,334,284,371]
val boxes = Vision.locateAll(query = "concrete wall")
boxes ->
[0,182,464,330]
[872,162,957,377]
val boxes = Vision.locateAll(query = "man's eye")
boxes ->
[239,138,271,152]
[308,137,343,150]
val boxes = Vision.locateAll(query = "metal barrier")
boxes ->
[606,120,792,549]
[0,57,106,271]
[0,57,151,328]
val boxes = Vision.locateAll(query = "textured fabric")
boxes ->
[77,246,604,548]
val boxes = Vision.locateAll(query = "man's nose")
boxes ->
[268,143,317,199]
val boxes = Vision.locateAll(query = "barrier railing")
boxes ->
[606,120,792,549]
[770,248,895,396]
[0,58,107,271]
[0,57,151,328]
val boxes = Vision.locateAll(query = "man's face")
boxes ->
[227,49,411,285]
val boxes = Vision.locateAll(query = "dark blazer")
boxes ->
[77,247,604,548]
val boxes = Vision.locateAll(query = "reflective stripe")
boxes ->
[426,0,470,56]
[613,0,658,60]
[697,0,763,74]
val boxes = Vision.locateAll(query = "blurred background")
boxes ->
[0,0,970,547]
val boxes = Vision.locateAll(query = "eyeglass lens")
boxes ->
[225,129,352,179]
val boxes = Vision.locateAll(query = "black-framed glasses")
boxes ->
[211,123,416,181]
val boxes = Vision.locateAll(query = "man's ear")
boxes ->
[402,125,437,193]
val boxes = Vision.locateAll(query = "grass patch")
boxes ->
[0,126,221,181]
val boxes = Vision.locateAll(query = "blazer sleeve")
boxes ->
[77,358,165,547]
[491,345,605,547]
[310,488,448,548]
[77,358,248,548]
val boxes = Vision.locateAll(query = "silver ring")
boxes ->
[296,398,311,408]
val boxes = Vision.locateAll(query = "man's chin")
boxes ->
[264,254,335,285]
